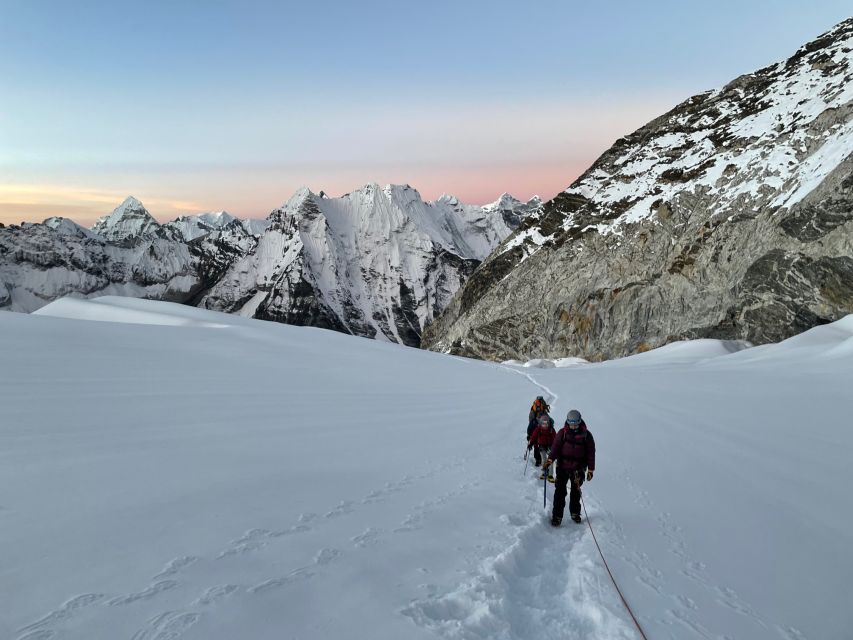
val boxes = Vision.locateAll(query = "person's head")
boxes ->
[566,410,582,430]
[538,414,550,427]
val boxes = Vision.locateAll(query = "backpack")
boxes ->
[531,399,547,415]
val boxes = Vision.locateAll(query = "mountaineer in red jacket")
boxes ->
[528,413,557,482]
[544,409,595,526]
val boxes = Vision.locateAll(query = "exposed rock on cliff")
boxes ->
[423,19,853,361]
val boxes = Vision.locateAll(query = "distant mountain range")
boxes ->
[0,186,540,346]
[423,17,853,361]
[4,18,851,360]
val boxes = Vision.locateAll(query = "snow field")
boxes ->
[2,297,851,639]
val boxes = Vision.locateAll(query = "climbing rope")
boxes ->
[581,497,651,640]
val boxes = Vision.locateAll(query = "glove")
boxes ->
[543,458,553,469]
[586,470,594,481]
[527,443,533,451]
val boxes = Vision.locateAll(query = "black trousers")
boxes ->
[553,467,584,519]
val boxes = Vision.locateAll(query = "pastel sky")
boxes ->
[1,1,851,225]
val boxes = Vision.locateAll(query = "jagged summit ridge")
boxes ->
[198,184,540,344]
[164,211,270,242]
[1,185,539,346]
[423,18,853,362]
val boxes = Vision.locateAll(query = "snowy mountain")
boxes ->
[2,296,850,639]
[164,212,271,242]
[424,18,853,361]
[43,216,99,240]
[198,184,540,344]
[0,186,539,344]
[0,219,202,312]
[91,196,162,242]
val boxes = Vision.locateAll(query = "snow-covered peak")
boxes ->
[117,195,144,211]
[484,192,520,209]
[272,187,317,218]
[267,187,322,229]
[382,183,423,203]
[196,211,236,226]
[264,184,538,262]
[91,196,160,242]
[164,211,241,241]
[285,186,316,206]
[197,182,540,345]
[3,180,537,346]
[43,216,98,240]
[559,18,853,233]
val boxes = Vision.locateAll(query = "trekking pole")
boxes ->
[523,447,530,476]
[543,465,547,509]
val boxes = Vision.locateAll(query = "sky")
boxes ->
[1,1,851,225]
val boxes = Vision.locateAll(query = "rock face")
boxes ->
[423,19,853,361]
[0,186,538,346]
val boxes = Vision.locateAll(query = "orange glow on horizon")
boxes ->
[0,160,589,227]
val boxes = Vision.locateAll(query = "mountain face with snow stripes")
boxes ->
[0,187,540,346]
[197,184,540,344]
[423,18,853,361]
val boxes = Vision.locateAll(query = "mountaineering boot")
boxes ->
[548,474,555,483]
[539,471,546,480]
[550,515,561,527]
[571,513,582,523]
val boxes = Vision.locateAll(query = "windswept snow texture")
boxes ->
[1,298,851,640]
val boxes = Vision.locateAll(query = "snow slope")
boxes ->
[1,297,850,639]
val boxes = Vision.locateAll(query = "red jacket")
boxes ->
[529,424,556,448]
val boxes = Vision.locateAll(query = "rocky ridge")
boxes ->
[423,18,853,361]
[0,186,539,346]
